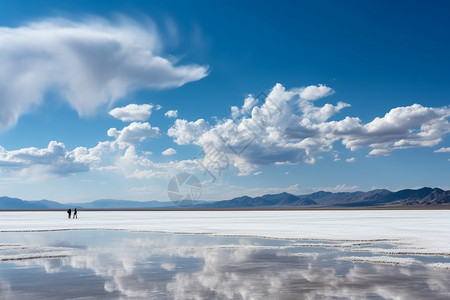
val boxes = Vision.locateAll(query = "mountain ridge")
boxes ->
[1,187,449,210]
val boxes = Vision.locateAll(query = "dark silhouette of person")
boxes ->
[67,209,72,219]
[73,208,77,219]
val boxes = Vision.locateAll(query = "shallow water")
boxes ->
[1,230,450,299]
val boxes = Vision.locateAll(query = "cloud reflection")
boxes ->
[1,233,450,299]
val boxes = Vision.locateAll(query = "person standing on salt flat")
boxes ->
[67,209,72,219]
[73,208,77,219]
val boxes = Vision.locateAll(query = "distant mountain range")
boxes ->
[0,197,175,210]
[195,187,450,209]
[1,187,449,210]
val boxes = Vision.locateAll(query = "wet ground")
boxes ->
[1,230,450,299]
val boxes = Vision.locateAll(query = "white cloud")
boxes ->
[253,171,262,175]
[299,84,334,100]
[116,145,198,180]
[367,149,391,156]
[127,169,167,179]
[168,119,211,145]
[242,95,259,112]
[313,184,359,193]
[364,104,438,135]
[160,263,176,271]
[155,105,163,111]
[165,110,178,118]
[109,104,153,122]
[107,122,160,148]
[344,104,450,154]
[0,17,208,130]
[231,95,260,119]
[162,148,177,156]
[0,120,196,183]
[3,82,449,185]
[0,141,89,181]
[168,83,450,174]
[300,101,350,122]
[346,157,355,163]
[435,147,450,153]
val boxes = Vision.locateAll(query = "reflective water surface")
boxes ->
[1,231,450,299]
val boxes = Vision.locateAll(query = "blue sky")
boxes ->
[0,0,449,202]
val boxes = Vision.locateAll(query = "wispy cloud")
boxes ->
[434,147,450,153]
[0,17,208,129]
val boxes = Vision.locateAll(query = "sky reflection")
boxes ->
[1,231,449,299]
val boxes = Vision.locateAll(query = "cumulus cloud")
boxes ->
[0,17,208,129]
[3,82,449,183]
[115,147,166,179]
[109,104,153,122]
[0,118,194,181]
[168,83,450,174]
[0,141,89,180]
[165,110,178,118]
[107,122,160,148]
[299,84,334,100]
[346,157,355,163]
[343,104,450,155]
[115,145,197,179]
[162,148,177,156]
[168,119,211,145]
